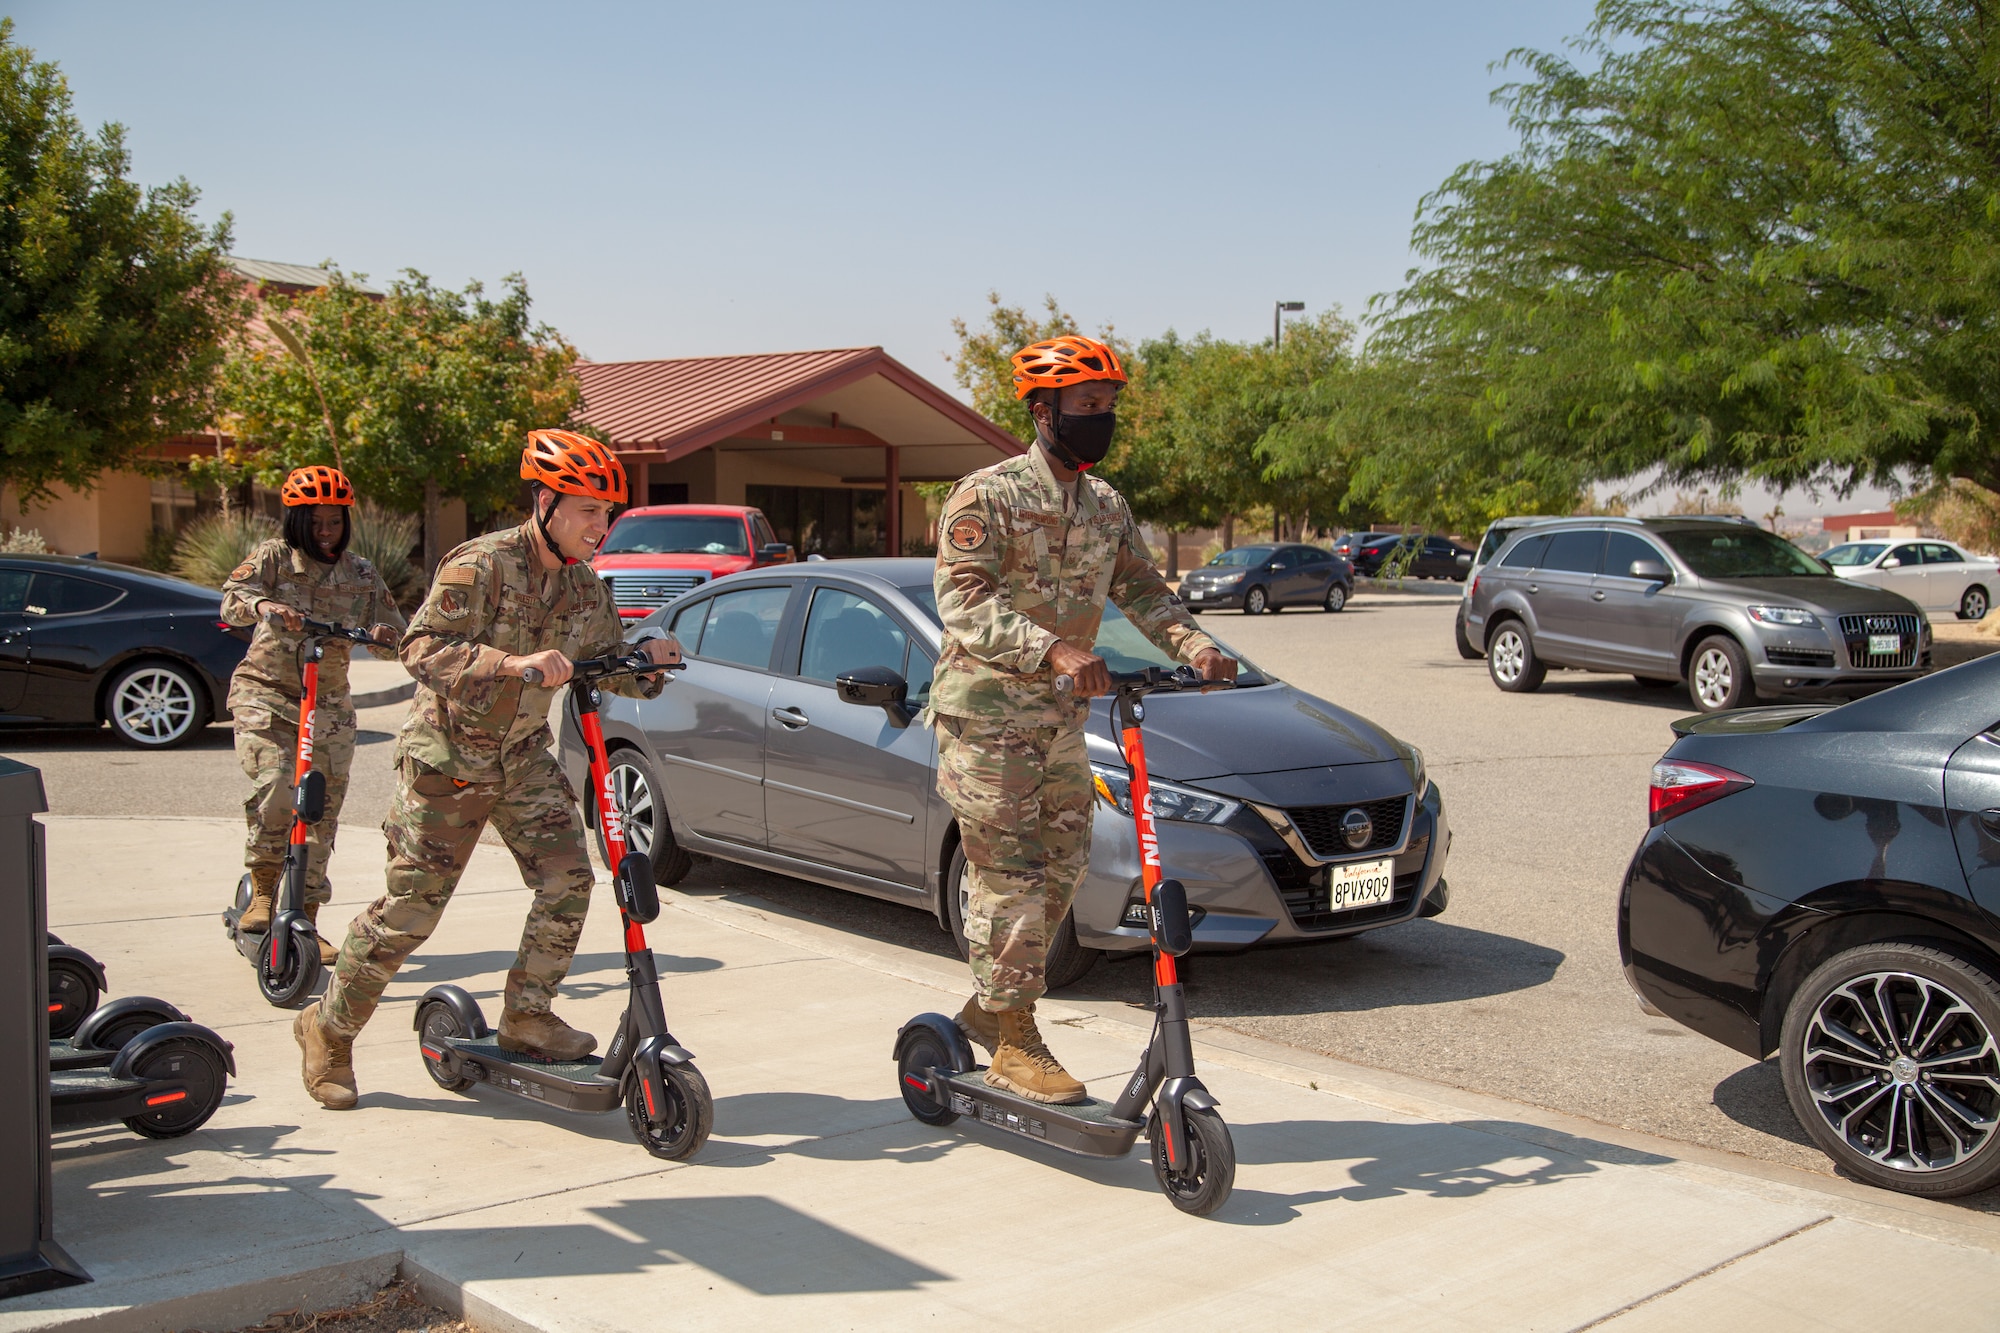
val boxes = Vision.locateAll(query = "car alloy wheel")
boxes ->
[1490,629,1525,683]
[1323,583,1347,613]
[1244,586,1269,615]
[1961,586,1989,621]
[1782,945,2000,1195]
[608,757,656,858]
[109,663,201,747]
[597,748,693,885]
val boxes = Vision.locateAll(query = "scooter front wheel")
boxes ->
[626,1062,713,1161]
[257,926,322,1009]
[416,1001,476,1093]
[896,1027,961,1126]
[1148,1106,1236,1217]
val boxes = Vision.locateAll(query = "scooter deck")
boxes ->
[220,907,264,964]
[939,1067,1145,1159]
[436,1034,622,1115]
[49,1037,110,1072]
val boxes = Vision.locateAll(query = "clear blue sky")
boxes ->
[10,1,1599,364]
[7,1,1894,516]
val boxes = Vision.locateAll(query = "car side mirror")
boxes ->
[1881,556,1902,568]
[836,665,912,728]
[1629,560,1672,583]
[757,542,794,563]
[1457,552,1473,567]
[1270,561,1287,571]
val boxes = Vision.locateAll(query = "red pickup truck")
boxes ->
[591,504,794,620]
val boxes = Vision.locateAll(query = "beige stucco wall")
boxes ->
[2,471,152,563]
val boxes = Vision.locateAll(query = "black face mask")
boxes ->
[1047,409,1117,469]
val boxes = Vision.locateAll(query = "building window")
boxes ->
[747,485,885,557]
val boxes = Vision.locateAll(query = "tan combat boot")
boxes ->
[301,903,339,966]
[986,1006,1087,1105]
[955,996,1001,1054]
[237,865,281,934]
[498,1009,597,1061]
[294,1000,357,1110]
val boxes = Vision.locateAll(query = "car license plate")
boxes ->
[1328,857,1395,912]
[1186,588,1203,600]
[1869,633,1900,656]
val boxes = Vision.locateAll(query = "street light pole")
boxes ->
[1274,300,1305,349]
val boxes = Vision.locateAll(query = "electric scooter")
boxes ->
[222,617,377,1008]
[51,1017,234,1140]
[413,649,714,1161]
[47,934,106,1039]
[894,665,1239,1217]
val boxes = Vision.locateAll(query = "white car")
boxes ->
[1821,537,1998,620]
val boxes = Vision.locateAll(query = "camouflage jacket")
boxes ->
[397,521,664,782]
[221,538,405,706]
[932,445,1217,727]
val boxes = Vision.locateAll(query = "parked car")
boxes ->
[1468,516,1932,713]
[559,558,1449,986]
[1455,516,1560,659]
[1620,653,2000,1197]
[1178,543,1354,615]
[591,504,795,621]
[1821,538,1997,621]
[1332,531,1396,560]
[0,555,249,748]
[1348,533,1472,580]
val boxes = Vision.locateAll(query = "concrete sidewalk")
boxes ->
[7,817,1999,1332]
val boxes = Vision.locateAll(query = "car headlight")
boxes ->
[1746,605,1819,627]
[1209,571,1244,585]
[1090,763,1238,825]
[1393,739,1426,796]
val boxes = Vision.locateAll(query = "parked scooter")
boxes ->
[46,934,106,1040]
[221,617,377,1008]
[51,1018,234,1139]
[414,649,713,1160]
[893,665,1239,1217]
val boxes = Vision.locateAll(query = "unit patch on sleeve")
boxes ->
[947,514,989,552]
[229,563,254,582]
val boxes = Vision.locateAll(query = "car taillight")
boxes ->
[1649,759,1752,826]
[1468,575,1480,598]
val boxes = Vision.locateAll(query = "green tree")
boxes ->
[0,20,244,511]
[215,269,580,570]
[1356,0,2000,515]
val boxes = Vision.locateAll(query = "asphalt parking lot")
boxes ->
[12,601,1998,1192]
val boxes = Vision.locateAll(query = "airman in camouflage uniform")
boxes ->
[934,335,1233,1104]
[297,431,678,1110]
[222,481,404,964]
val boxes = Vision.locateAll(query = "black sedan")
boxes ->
[1178,543,1353,614]
[0,556,247,748]
[1349,533,1473,580]
[1619,651,2000,1197]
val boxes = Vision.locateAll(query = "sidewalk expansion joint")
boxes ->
[1563,1215,1833,1331]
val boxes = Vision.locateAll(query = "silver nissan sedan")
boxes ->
[558,558,1450,987]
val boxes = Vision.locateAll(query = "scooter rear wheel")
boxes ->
[47,956,99,1039]
[257,927,322,1009]
[120,1035,229,1139]
[416,1001,475,1093]
[1148,1106,1236,1217]
[626,1062,713,1161]
[896,1028,960,1126]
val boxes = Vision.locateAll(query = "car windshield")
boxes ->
[899,585,1265,684]
[601,515,748,556]
[1478,524,1524,564]
[1655,526,1827,579]
[1821,542,1888,567]
[1207,546,1274,568]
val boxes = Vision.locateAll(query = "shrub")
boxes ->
[349,501,424,609]
[0,527,51,554]
[139,526,177,572]
[172,510,277,588]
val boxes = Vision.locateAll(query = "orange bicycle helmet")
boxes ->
[520,429,628,505]
[280,465,354,507]
[1010,335,1127,400]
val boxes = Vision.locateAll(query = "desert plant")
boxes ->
[172,510,277,588]
[0,527,51,554]
[139,526,176,572]
[349,500,423,609]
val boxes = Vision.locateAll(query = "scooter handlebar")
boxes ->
[521,653,687,688]
[1055,665,1233,698]
[294,616,379,645]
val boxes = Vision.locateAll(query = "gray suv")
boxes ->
[1466,517,1932,712]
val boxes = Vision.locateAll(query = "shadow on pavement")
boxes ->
[1063,919,1565,1017]
[385,948,723,999]
[0,722,234,750]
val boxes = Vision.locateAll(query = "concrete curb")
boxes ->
[0,1248,402,1333]
[350,681,416,709]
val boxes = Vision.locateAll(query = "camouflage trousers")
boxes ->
[232,688,356,907]
[934,712,1093,1012]
[319,751,591,1041]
